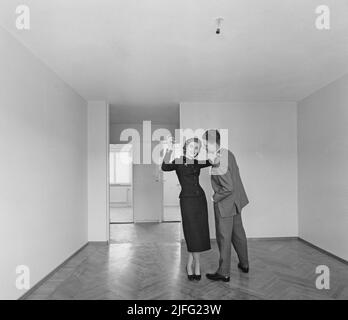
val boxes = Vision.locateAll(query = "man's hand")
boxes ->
[166,136,174,152]
[207,152,217,164]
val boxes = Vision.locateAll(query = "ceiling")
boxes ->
[1,0,348,123]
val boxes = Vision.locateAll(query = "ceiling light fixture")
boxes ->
[215,17,224,34]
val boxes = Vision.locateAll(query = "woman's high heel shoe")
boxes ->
[186,265,195,281]
[194,274,201,281]
[194,268,201,281]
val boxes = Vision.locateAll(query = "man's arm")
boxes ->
[212,169,234,203]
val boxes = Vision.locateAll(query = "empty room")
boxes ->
[0,0,347,306]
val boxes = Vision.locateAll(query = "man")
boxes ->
[202,129,249,282]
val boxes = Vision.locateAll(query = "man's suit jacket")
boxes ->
[210,148,249,217]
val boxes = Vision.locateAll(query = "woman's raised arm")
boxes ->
[197,159,212,168]
[161,150,177,171]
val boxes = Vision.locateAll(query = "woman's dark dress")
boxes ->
[161,151,211,252]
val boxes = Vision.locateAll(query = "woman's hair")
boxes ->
[183,137,202,157]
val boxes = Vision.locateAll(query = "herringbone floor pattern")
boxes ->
[24,224,348,300]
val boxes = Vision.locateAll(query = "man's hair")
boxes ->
[202,129,221,145]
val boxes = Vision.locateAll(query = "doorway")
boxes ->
[108,120,182,244]
[109,144,133,223]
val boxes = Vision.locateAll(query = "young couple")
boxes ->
[161,129,249,282]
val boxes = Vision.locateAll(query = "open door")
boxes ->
[133,164,163,222]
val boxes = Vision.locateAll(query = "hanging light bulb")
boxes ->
[215,17,224,34]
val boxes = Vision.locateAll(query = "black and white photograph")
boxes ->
[0,0,348,307]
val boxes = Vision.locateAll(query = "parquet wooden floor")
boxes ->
[24,224,348,300]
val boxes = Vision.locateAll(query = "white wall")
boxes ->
[88,101,109,242]
[180,102,298,239]
[0,27,88,300]
[298,75,348,261]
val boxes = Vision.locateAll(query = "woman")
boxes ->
[161,137,211,281]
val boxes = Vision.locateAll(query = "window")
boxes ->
[110,145,132,185]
